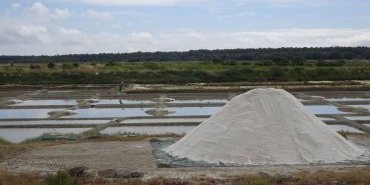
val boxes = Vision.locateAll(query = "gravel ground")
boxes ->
[0,141,156,174]
[1,136,370,179]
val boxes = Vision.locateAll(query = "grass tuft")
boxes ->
[46,170,77,185]
[0,137,11,145]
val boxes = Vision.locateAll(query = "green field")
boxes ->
[0,60,369,84]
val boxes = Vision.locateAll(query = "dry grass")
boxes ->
[0,170,47,185]
[0,140,65,163]
[290,168,370,185]
[0,144,28,162]
[1,167,370,185]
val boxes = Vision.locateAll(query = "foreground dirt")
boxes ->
[0,137,370,184]
[0,141,156,174]
[1,138,370,180]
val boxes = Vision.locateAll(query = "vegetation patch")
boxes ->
[0,60,370,84]
[1,168,370,185]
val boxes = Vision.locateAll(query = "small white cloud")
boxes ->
[218,12,255,19]
[11,3,22,9]
[131,32,153,39]
[234,0,331,7]
[53,9,72,20]
[27,2,72,21]
[58,28,83,36]
[29,2,49,16]
[85,10,114,22]
[83,0,199,6]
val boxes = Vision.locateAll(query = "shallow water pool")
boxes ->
[0,109,64,119]
[11,100,77,106]
[306,105,350,115]
[0,128,91,143]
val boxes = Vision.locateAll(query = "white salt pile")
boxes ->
[165,88,363,165]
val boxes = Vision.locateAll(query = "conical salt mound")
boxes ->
[165,88,362,165]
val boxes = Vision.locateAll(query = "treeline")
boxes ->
[1,47,370,63]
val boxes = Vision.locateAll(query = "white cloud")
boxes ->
[58,28,83,36]
[0,23,49,45]
[82,0,202,6]
[1,28,370,55]
[53,9,72,20]
[29,2,49,16]
[27,2,72,21]
[217,12,255,19]
[11,3,22,9]
[85,10,114,22]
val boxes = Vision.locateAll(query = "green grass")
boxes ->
[0,138,10,146]
[1,60,370,84]
[46,170,77,185]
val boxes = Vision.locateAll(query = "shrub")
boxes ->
[46,170,77,185]
[30,64,41,70]
[62,64,73,70]
[105,61,116,66]
[47,62,56,69]
[72,63,79,68]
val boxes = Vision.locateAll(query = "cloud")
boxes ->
[11,3,22,9]
[58,28,83,36]
[82,0,202,6]
[85,10,114,22]
[232,0,333,7]
[29,2,49,16]
[1,28,370,55]
[0,23,49,45]
[217,12,255,19]
[53,9,72,20]
[27,2,72,21]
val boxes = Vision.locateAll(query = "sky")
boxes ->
[1,0,370,55]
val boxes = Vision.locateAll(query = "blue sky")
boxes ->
[1,0,370,55]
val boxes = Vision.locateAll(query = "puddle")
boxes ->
[11,100,77,106]
[0,109,64,119]
[170,99,228,104]
[318,117,336,121]
[100,126,196,135]
[93,99,228,105]
[0,120,112,126]
[170,107,220,116]
[344,116,370,121]
[65,107,221,118]
[95,99,154,105]
[327,98,370,102]
[66,108,148,118]
[122,118,207,124]
[0,128,91,143]
[328,125,364,133]
[305,105,350,115]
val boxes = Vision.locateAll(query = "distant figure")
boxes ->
[119,81,124,92]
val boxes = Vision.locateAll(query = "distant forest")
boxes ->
[1,47,370,63]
